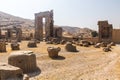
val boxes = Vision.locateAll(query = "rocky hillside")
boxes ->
[0,11,34,28]
[0,11,95,37]
[58,26,94,37]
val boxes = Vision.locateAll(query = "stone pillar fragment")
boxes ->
[8,51,37,73]
[17,28,22,42]
[0,40,6,52]
[0,63,23,80]
[35,16,43,41]
[0,29,1,39]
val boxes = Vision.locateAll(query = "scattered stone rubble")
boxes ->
[103,47,111,52]
[94,43,101,48]
[11,40,20,50]
[65,42,78,52]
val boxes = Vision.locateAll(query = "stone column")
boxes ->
[7,29,12,41]
[0,40,6,52]
[0,29,1,39]
[17,28,22,42]
[35,16,43,41]
[45,17,50,40]
[45,16,54,41]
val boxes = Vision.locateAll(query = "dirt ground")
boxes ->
[1,41,120,80]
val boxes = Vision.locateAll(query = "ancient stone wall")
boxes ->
[98,21,113,42]
[5,27,22,42]
[112,29,120,43]
[16,28,22,42]
[54,27,62,39]
[83,37,99,43]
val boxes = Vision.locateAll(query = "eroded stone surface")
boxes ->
[27,40,37,48]
[65,42,78,52]
[47,47,61,58]
[0,63,23,80]
[0,40,6,52]
[11,41,20,50]
[8,51,37,73]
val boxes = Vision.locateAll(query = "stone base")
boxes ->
[0,63,23,80]
[8,51,37,73]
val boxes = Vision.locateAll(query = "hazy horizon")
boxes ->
[0,0,120,30]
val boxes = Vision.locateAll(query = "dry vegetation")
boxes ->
[0,41,120,80]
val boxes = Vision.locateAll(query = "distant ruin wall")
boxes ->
[83,37,99,42]
[98,21,113,42]
[112,29,120,43]
[62,37,73,41]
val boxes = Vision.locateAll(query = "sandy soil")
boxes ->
[0,41,120,80]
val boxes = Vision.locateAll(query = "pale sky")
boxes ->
[0,0,120,30]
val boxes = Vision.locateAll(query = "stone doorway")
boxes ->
[34,10,54,41]
[42,18,46,40]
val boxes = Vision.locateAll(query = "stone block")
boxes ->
[47,47,61,58]
[8,51,37,73]
[0,63,23,80]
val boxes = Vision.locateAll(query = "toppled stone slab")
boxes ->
[94,43,101,48]
[0,63,23,80]
[83,43,89,47]
[65,42,78,52]
[60,40,66,45]
[47,47,61,58]
[79,40,90,47]
[46,41,53,44]
[11,42,20,50]
[101,42,107,47]
[110,42,116,46]
[27,41,37,48]
[107,44,112,48]
[103,47,111,52]
[8,51,37,73]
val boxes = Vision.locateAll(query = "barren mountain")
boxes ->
[0,11,34,28]
[59,26,94,37]
[0,11,94,37]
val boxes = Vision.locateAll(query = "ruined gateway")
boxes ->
[34,10,62,41]
[34,10,54,41]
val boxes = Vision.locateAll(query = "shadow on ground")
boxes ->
[27,67,41,77]
[52,56,66,60]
